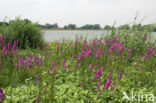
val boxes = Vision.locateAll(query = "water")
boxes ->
[44,30,107,42]
[44,30,156,42]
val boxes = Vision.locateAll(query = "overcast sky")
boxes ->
[0,0,156,27]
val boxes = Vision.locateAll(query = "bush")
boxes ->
[0,17,44,49]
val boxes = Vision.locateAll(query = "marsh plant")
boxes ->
[0,23,156,102]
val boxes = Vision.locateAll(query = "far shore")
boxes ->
[41,28,108,31]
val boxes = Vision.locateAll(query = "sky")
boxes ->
[0,0,156,27]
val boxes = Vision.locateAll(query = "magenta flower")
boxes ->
[94,67,104,80]
[33,56,36,62]
[92,40,96,46]
[104,39,109,45]
[127,48,131,57]
[51,60,55,68]
[96,80,101,91]
[78,50,84,63]
[85,49,92,58]
[109,43,118,53]
[103,72,112,90]
[88,64,93,70]
[62,59,66,65]
[97,38,101,44]
[36,74,39,82]
[72,53,76,59]
[118,72,122,82]
[2,46,8,56]
[118,42,124,54]
[0,33,4,44]
[0,89,5,101]
[52,66,57,75]
[64,63,67,70]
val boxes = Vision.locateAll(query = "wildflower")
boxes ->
[72,53,76,59]
[118,72,122,82]
[2,46,8,56]
[118,42,124,54]
[36,92,40,103]
[0,89,5,101]
[127,48,131,57]
[109,43,118,53]
[36,74,39,82]
[103,73,112,90]
[33,56,36,62]
[62,59,66,65]
[88,64,93,69]
[52,66,57,75]
[97,38,101,44]
[94,67,104,80]
[78,50,84,63]
[92,40,96,46]
[64,63,67,70]
[96,80,101,91]
[85,49,92,58]
[104,39,109,45]
[51,60,55,68]
[143,35,146,41]
[0,33,4,44]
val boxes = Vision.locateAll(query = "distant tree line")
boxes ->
[0,19,156,31]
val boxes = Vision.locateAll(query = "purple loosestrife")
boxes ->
[62,59,66,65]
[111,35,118,44]
[78,50,84,63]
[97,38,101,44]
[51,60,55,68]
[96,80,101,91]
[64,64,67,70]
[2,46,8,56]
[126,48,131,57]
[94,67,104,80]
[118,72,122,82]
[88,64,93,70]
[103,72,112,90]
[85,49,92,58]
[118,42,124,54]
[72,53,76,59]
[92,40,96,46]
[0,33,4,44]
[52,66,57,75]
[36,74,39,82]
[143,35,146,41]
[109,43,118,53]
[33,56,36,62]
[104,39,109,45]
[0,89,5,101]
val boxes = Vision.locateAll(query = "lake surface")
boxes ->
[44,30,156,42]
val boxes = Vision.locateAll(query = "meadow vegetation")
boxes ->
[0,18,156,103]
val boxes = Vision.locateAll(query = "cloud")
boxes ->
[0,0,155,26]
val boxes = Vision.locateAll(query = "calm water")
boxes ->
[44,30,156,42]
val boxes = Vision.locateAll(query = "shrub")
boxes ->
[0,17,44,49]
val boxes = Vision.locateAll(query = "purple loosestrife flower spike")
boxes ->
[80,81,84,86]
[85,49,92,58]
[88,64,93,70]
[62,59,66,65]
[0,89,5,101]
[96,80,101,91]
[52,66,57,75]
[72,53,76,59]
[0,33,4,44]
[51,60,55,68]
[118,72,122,81]
[2,46,8,56]
[94,67,104,80]
[64,64,67,70]
[103,72,112,90]
[36,74,39,82]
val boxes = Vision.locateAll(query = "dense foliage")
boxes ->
[0,18,44,49]
[0,23,156,102]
